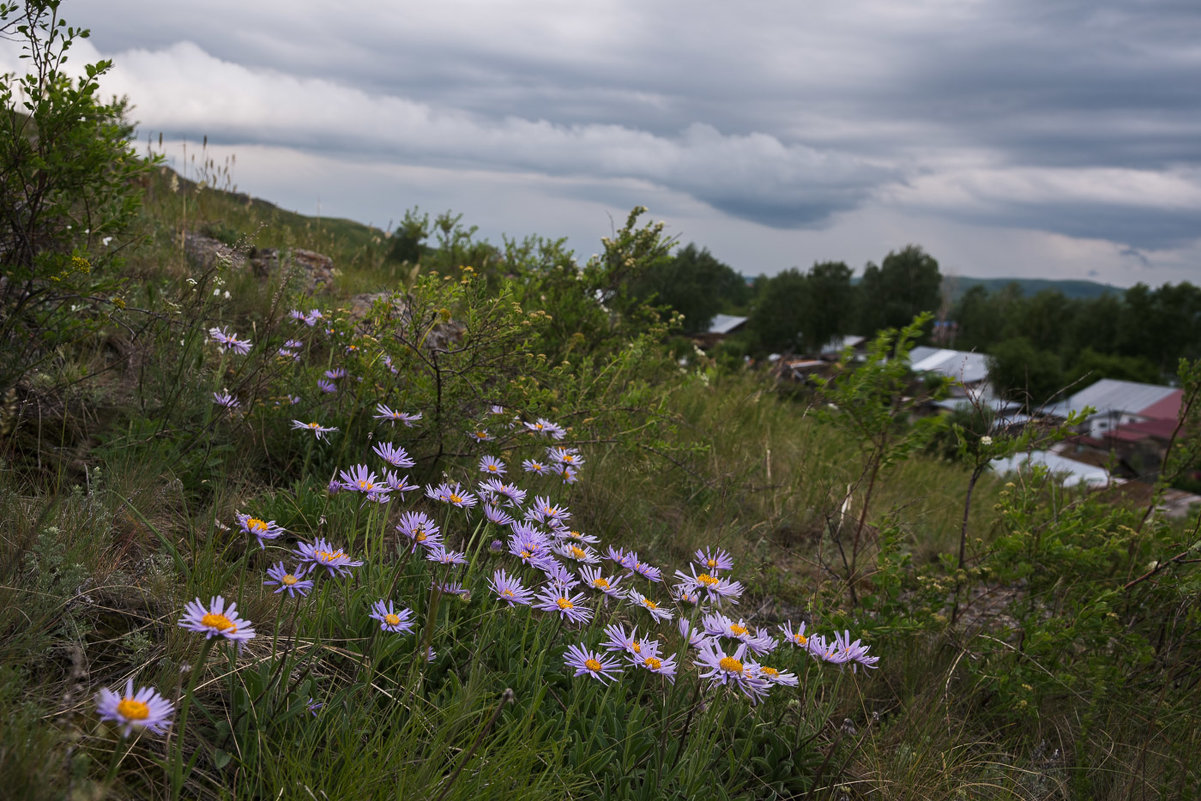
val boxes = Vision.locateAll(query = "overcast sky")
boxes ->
[8,1,1201,287]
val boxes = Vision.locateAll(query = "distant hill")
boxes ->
[941,276,1121,302]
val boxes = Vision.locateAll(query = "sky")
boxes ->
[6,0,1201,288]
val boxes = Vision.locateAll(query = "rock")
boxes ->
[183,232,335,293]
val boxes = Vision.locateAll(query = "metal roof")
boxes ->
[910,348,991,385]
[990,450,1114,488]
[706,314,748,335]
[1064,379,1180,418]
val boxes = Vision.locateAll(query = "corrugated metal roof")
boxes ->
[911,348,990,385]
[1065,379,1180,418]
[990,450,1113,488]
[707,314,748,335]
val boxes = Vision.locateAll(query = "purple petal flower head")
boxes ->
[694,640,770,703]
[317,379,337,394]
[373,441,415,469]
[631,557,663,583]
[606,546,635,571]
[601,623,644,655]
[674,565,744,603]
[426,545,468,566]
[478,478,526,507]
[678,618,710,649]
[579,565,625,598]
[209,326,252,355]
[263,562,315,597]
[694,547,735,574]
[212,391,240,410]
[558,528,600,545]
[339,464,382,495]
[533,584,593,625]
[556,542,600,564]
[382,470,419,495]
[556,465,580,485]
[95,678,174,738]
[755,664,800,686]
[780,621,811,650]
[628,589,673,622]
[482,503,514,526]
[522,458,549,476]
[179,596,256,641]
[527,496,570,526]
[432,579,469,598]
[469,428,494,443]
[631,648,678,681]
[547,446,584,468]
[277,346,300,361]
[324,367,347,380]
[283,339,303,350]
[374,403,421,427]
[289,309,306,323]
[295,538,364,577]
[489,568,533,606]
[304,309,324,327]
[524,418,565,439]
[564,643,623,684]
[369,600,415,633]
[291,419,338,442]
[425,482,478,509]
[833,630,879,672]
[538,559,581,590]
[236,513,285,548]
[478,455,507,476]
[671,584,701,606]
[396,511,442,552]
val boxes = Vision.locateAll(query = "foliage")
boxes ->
[856,245,942,335]
[626,242,749,333]
[987,336,1065,408]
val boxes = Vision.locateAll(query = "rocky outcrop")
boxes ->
[183,232,335,293]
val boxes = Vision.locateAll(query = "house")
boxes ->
[1051,378,1182,441]
[990,449,1115,489]
[908,346,992,397]
[694,314,748,349]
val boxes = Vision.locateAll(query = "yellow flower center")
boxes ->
[556,597,574,610]
[793,633,808,645]
[570,546,587,560]
[642,598,658,610]
[568,531,582,539]
[487,465,498,472]
[520,549,532,560]
[502,589,514,598]
[584,658,601,672]
[706,558,717,568]
[116,697,150,721]
[476,431,487,439]
[357,480,374,491]
[415,531,427,542]
[632,641,642,654]
[592,578,609,589]
[730,624,748,636]
[317,549,345,563]
[718,656,743,673]
[562,455,575,463]
[696,573,719,586]
[384,613,401,626]
[246,517,268,532]
[307,422,319,429]
[449,493,464,504]
[281,574,298,586]
[644,657,662,670]
[201,613,236,633]
[530,462,543,471]
[760,666,780,678]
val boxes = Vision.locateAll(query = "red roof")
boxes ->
[1139,391,1182,421]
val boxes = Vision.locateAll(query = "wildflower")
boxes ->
[209,326,252,355]
[478,478,526,507]
[678,618,710,649]
[95,679,174,737]
[524,418,565,439]
[179,596,256,641]
[426,482,478,509]
[674,565,744,602]
[522,458,549,475]
[382,470,419,495]
[236,513,285,548]
[556,465,579,484]
[563,643,622,684]
[278,346,300,361]
[533,584,593,625]
[527,496,570,526]
[433,579,469,597]
[579,565,625,599]
[339,464,382,495]
[694,547,734,574]
[374,404,422,426]
[283,339,303,350]
[478,455,506,475]
[755,665,799,686]
[482,503,514,526]
[369,600,415,633]
[373,441,415,469]
[489,569,533,606]
[396,512,442,552]
[631,648,678,681]
[780,621,810,649]
[304,309,324,326]
[317,379,337,394]
[291,420,338,442]
[558,528,600,545]
[606,546,635,571]
[631,558,663,583]
[538,559,580,590]
[671,584,701,605]
[556,542,600,564]
[324,368,347,381]
[547,446,583,467]
[628,589,673,622]
[295,538,364,577]
[832,630,879,671]
[306,698,322,716]
[601,623,645,655]
[263,562,315,597]
[694,640,769,702]
[212,391,240,410]
[426,546,468,566]
[289,309,306,323]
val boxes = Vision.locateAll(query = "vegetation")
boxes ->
[2,5,1200,800]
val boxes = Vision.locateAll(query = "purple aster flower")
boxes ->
[212,391,240,410]
[630,647,678,681]
[555,542,600,564]
[563,643,622,684]
[324,368,347,380]
[283,339,303,350]
[209,326,252,355]
[291,420,338,442]
[631,557,663,583]
[432,579,469,597]
[547,446,584,467]
[396,511,441,552]
[558,528,600,545]
[236,513,285,548]
[527,496,570,526]
[317,379,337,394]
[671,584,701,606]
[339,464,382,494]
[373,441,415,469]
[674,565,744,603]
[678,618,711,649]
[779,621,811,649]
[538,559,581,590]
[369,600,415,633]
[606,546,635,571]
[478,455,507,475]
[556,465,579,485]
[832,630,879,671]
[425,482,477,509]
[469,428,493,443]
[374,404,422,426]
[578,565,625,599]
[482,503,514,526]
[755,665,799,686]
[522,458,549,475]
[289,309,306,323]
[95,678,174,737]
[489,569,533,606]
[533,584,593,625]
[478,478,526,507]
[601,623,644,655]
[178,596,256,641]
[263,562,315,597]
[426,546,468,566]
[382,470,419,495]
[694,640,770,703]
[295,538,364,577]
[694,547,735,574]
[627,589,673,622]
[303,309,324,326]
[524,418,565,439]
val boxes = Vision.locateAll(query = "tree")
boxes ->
[627,242,748,333]
[988,337,1064,408]
[746,268,808,353]
[799,260,854,353]
[857,245,942,335]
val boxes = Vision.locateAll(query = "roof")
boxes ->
[1063,379,1181,419]
[821,334,867,355]
[706,314,748,335]
[910,348,991,385]
[990,450,1114,488]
